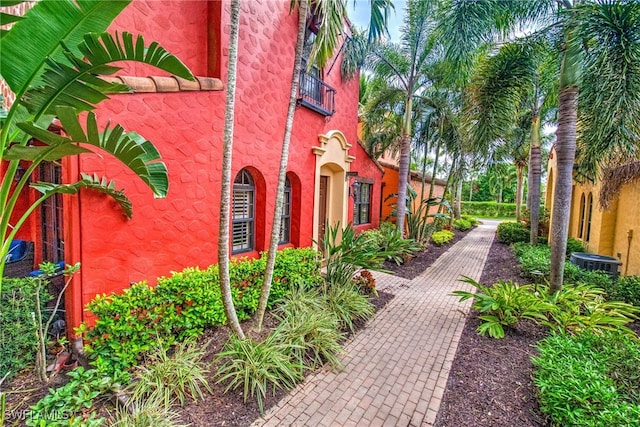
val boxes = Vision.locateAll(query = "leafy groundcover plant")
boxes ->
[533,330,640,426]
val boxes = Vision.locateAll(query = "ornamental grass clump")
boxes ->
[275,306,345,371]
[215,333,304,414]
[325,284,375,333]
[112,395,188,427]
[129,340,211,408]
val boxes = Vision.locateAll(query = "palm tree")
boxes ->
[254,0,393,331]
[343,0,439,235]
[467,39,557,242]
[0,0,193,295]
[217,0,245,339]
[436,0,640,291]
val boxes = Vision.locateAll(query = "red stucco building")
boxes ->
[6,0,383,331]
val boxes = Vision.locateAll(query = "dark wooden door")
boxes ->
[318,176,328,253]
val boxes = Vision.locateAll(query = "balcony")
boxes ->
[298,69,336,117]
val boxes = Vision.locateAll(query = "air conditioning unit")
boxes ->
[570,252,621,278]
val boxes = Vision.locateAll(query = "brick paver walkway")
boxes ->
[253,222,496,427]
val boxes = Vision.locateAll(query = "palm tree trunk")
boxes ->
[550,25,581,293]
[217,0,245,339]
[419,138,429,203]
[396,96,413,236]
[427,121,443,202]
[550,87,578,292]
[454,175,463,219]
[254,0,308,332]
[515,164,524,220]
[528,114,542,244]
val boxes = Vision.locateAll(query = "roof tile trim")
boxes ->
[103,76,223,93]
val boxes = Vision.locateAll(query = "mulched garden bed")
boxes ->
[3,291,394,427]
[434,236,550,427]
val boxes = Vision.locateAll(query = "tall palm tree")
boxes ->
[0,0,193,295]
[218,0,245,339]
[467,39,557,242]
[437,0,640,291]
[343,0,439,235]
[254,0,393,331]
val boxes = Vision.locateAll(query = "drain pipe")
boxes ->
[625,229,633,276]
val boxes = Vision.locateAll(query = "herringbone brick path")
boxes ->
[253,222,496,426]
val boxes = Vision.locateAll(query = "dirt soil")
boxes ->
[434,236,550,427]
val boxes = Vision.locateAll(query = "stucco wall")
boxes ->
[380,165,445,224]
[54,0,367,327]
[549,147,640,277]
[613,177,640,276]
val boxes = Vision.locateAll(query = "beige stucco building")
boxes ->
[547,150,640,276]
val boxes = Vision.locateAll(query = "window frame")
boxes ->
[232,169,255,254]
[353,180,372,226]
[279,178,291,244]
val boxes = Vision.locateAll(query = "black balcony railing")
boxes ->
[298,69,336,117]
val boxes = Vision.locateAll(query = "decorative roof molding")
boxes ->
[315,129,355,163]
[103,76,223,93]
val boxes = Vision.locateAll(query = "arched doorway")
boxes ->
[312,130,355,250]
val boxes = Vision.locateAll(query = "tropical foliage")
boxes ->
[0,0,194,295]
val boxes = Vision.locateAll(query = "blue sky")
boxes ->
[349,0,406,43]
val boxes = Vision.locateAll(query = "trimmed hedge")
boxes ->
[461,201,523,218]
[497,221,529,244]
[80,248,322,374]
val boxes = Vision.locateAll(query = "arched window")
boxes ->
[585,193,593,242]
[279,178,291,244]
[232,169,255,253]
[578,193,586,239]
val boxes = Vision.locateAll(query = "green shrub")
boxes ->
[431,230,454,246]
[323,223,387,287]
[80,248,321,374]
[129,340,211,408]
[452,277,549,338]
[27,367,125,426]
[460,214,480,226]
[538,283,638,336]
[361,222,422,265]
[215,333,303,414]
[452,218,472,231]
[533,331,640,426]
[496,221,529,244]
[566,237,585,256]
[607,275,640,306]
[1,277,51,380]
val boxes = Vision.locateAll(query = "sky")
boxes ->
[349,0,406,43]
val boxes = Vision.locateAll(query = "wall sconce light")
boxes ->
[346,171,360,199]
[350,180,360,200]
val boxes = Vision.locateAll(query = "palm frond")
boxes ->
[16,106,168,198]
[24,31,193,116]
[31,173,132,218]
[0,0,131,93]
[576,0,640,178]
